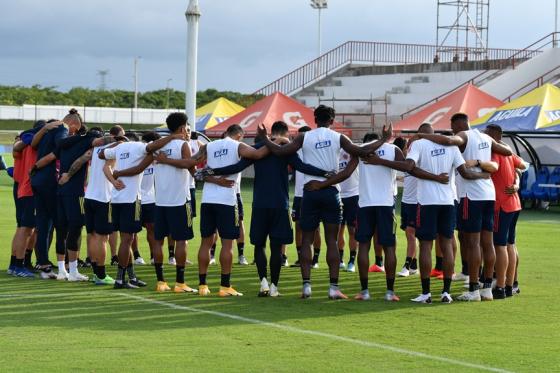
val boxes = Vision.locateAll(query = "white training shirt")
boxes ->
[338,149,359,198]
[202,137,241,206]
[302,127,341,187]
[294,149,304,198]
[140,162,155,205]
[84,145,113,203]
[407,139,465,206]
[189,139,200,189]
[358,142,397,207]
[104,142,147,204]
[155,139,190,207]
[401,172,418,204]
[456,129,496,201]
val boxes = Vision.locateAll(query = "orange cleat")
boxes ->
[368,264,385,273]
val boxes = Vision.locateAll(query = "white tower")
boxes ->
[185,0,201,132]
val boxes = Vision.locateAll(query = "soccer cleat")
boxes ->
[110,256,119,266]
[311,263,319,269]
[185,259,193,265]
[437,273,456,280]
[411,293,432,304]
[397,267,410,277]
[384,291,400,302]
[368,264,385,273]
[339,262,346,269]
[238,255,249,265]
[114,281,138,289]
[441,292,453,303]
[258,278,270,297]
[90,274,98,283]
[269,284,280,297]
[219,286,243,297]
[513,285,521,295]
[129,278,147,287]
[408,268,418,275]
[301,283,312,299]
[454,272,469,282]
[7,265,15,276]
[480,287,493,301]
[290,260,301,268]
[150,258,155,265]
[39,269,57,280]
[78,259,90,268]
[95,275,116,285]
[156,281,171,292]
[174,283,198,293]
[430,269,443,278]
[492,287,506,300]
[68,272,89,282]
[198,284,211,296]
[168,257,176,266]
[457,290,481,302]
[328,287,348,300]
[134,257,146,265]
[209,257,216,265]
[56,271,69,281]
[14,267,35,278]
[346,262,356,273]
[354,290,371,301]
[282,258,289,267]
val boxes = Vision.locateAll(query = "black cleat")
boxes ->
[129,278,147,287]
[110,256,119,266]
[493,287,506,300]
[114,281,139,289]
[290,260,301,268]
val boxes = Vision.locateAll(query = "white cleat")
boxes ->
[384,290,400,302]
[454,272,469,282]
[258,278,270,297]
[56,271,69,281]
[312,263,319,269]
[397,267,410,277]
[209,257,216,265]
[185,259,193,265]
[134,257,146,265]
[480,287,494,301]
[354,290,371,301]
[441,292,453,304]
[457,289,481,302]
[269,284,280,297]
[346,262,356,273]
[150,258,155,265]
[282,258,289,267]
[408,268,418,275]
[301,283,312,299]
[168,257,176,266]
[40,270,57,280]
[238,255,249,265]
[339,262,346,269]
[411,293,432,304]
[68,272,89,282]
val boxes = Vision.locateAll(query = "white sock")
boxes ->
[69,260,78,275]
[57,261,66,274]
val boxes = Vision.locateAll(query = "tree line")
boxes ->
[0,85,263,110]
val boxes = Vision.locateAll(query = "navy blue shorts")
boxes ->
[236,193,244,221]
[250,207,293,246]
[84,199,114,235]
[141,203,156,225]
[458,198,494,233]
[355,206,396,246]
[300,187,342,231]
[291,196,302,221]
[190,188,197,218]
[111,201,142,234]
[200,203,239,240]
[493,209,520,246]
[400,202,417,230]
[154,204,194,241]
[57,195,85,228]
[17,196,36,228]
[415,204,456,241]
[341,195,359,228]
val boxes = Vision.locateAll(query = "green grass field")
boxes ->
[0,152,559,372]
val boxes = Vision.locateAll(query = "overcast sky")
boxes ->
[0,0,556,93]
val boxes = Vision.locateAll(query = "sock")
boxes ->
[410,258,418,270]
[10,255,16,267]
[168,245,175,258]
[282,254,288,261]
[513,280,519,288]
[199,273,207,285]
[58,260,66,274]
[375,256,383,267]
[111,255,118,263]
[386,278,395,292]
[133,250,140,260]
[360,277,368,291]
[349,250,357,264]
[97,265,106,280]
[312,248,320,264]
[14,258,24,268]
[404,256,412,270]
[210,243,216,258]
[176,265,185,284]
[461,260,468,275]
[329,277,338,287]
[421,278,430,295]
[220,273,231,288]
[237,242,244,256]
[483,278,493,289]
[126,263,136,280]
[24,251,33,266]
[91,261,98,276]
[435,256,443,271]
[443,278,452,293]
[69,260,78,275]
[155,263,164,282]
[270,242,282,286]
[303,277,310,285]
[338,250,344,262]
[469,282,480,292]
[254,245,267,280]
[116,265,126,284]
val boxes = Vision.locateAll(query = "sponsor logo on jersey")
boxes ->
[315,140,331,149]
[214,148,228,157]
[430,148,445,157]
[339,161,348,170]
[120,152,130,160]
[144,167,154,175]
[478,141,490,150]
[376,149,385,156]
[164,149,172,155]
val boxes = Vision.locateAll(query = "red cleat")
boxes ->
[430,269,443,278]
[368,264,385,273]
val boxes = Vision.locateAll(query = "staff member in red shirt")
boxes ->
[485,124,527,299]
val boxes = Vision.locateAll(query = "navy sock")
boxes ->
[199,273,207,285]
[375,256,383,267]
[421,278,430,295]
[360,277,368,291]
[404,256,412,270]
[176,265,185,284]
[221,273,231,288]
[386,277,395,292]
[435,256,443,271]
[443,278,452,293]
[349,250,357,264]
[155,263,164,282]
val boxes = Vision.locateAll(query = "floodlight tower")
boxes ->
[186,0,201,131]
[97,69,109,91]
[310,0,328,57]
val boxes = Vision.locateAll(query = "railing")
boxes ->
[502,64,560,102]
[254,40,543,97]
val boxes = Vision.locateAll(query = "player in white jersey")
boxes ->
[415,113,511,301]
[257,105,392,300]
[337,148,359,273]
[100,131,182,289]
[370,122,491,303]
[157,124,269,297]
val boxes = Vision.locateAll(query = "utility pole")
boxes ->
[166,78,173,110]
[186,0,201,132]
[310,0,328,57]
[555,0,558,47]
[133,56,141,123]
